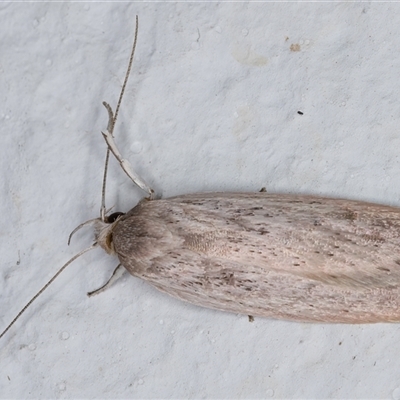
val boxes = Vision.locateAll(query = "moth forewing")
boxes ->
[107,192,400,323]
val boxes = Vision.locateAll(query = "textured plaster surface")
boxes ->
[2,3,400,399]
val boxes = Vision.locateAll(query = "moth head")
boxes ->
[94,212,125,255]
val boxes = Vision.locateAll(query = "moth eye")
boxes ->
[106,212,125,223]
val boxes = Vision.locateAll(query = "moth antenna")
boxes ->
[69,206,115,245]
[68,218,99,245]
[100,15,139,222]
[0,244,98,340]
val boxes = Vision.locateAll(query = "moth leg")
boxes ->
[87,264,125,297]
[102,102,154,199]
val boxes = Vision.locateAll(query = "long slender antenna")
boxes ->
[0,244,98,339]
[1,18,140,340]
[68,206,114,245]
[68,218,99,245]
[100,15,139,222]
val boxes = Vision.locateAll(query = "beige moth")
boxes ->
[2,16,400,340]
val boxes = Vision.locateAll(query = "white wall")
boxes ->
[2,2,400,398]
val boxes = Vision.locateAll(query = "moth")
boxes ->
[97,191,400,324]
[2,17,400,339]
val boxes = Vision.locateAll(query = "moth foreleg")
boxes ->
[101,102,154,199]
[87,264,125,297]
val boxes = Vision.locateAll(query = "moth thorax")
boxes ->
[94,219,117,255]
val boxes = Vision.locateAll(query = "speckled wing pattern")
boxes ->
[112,192,400,323]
